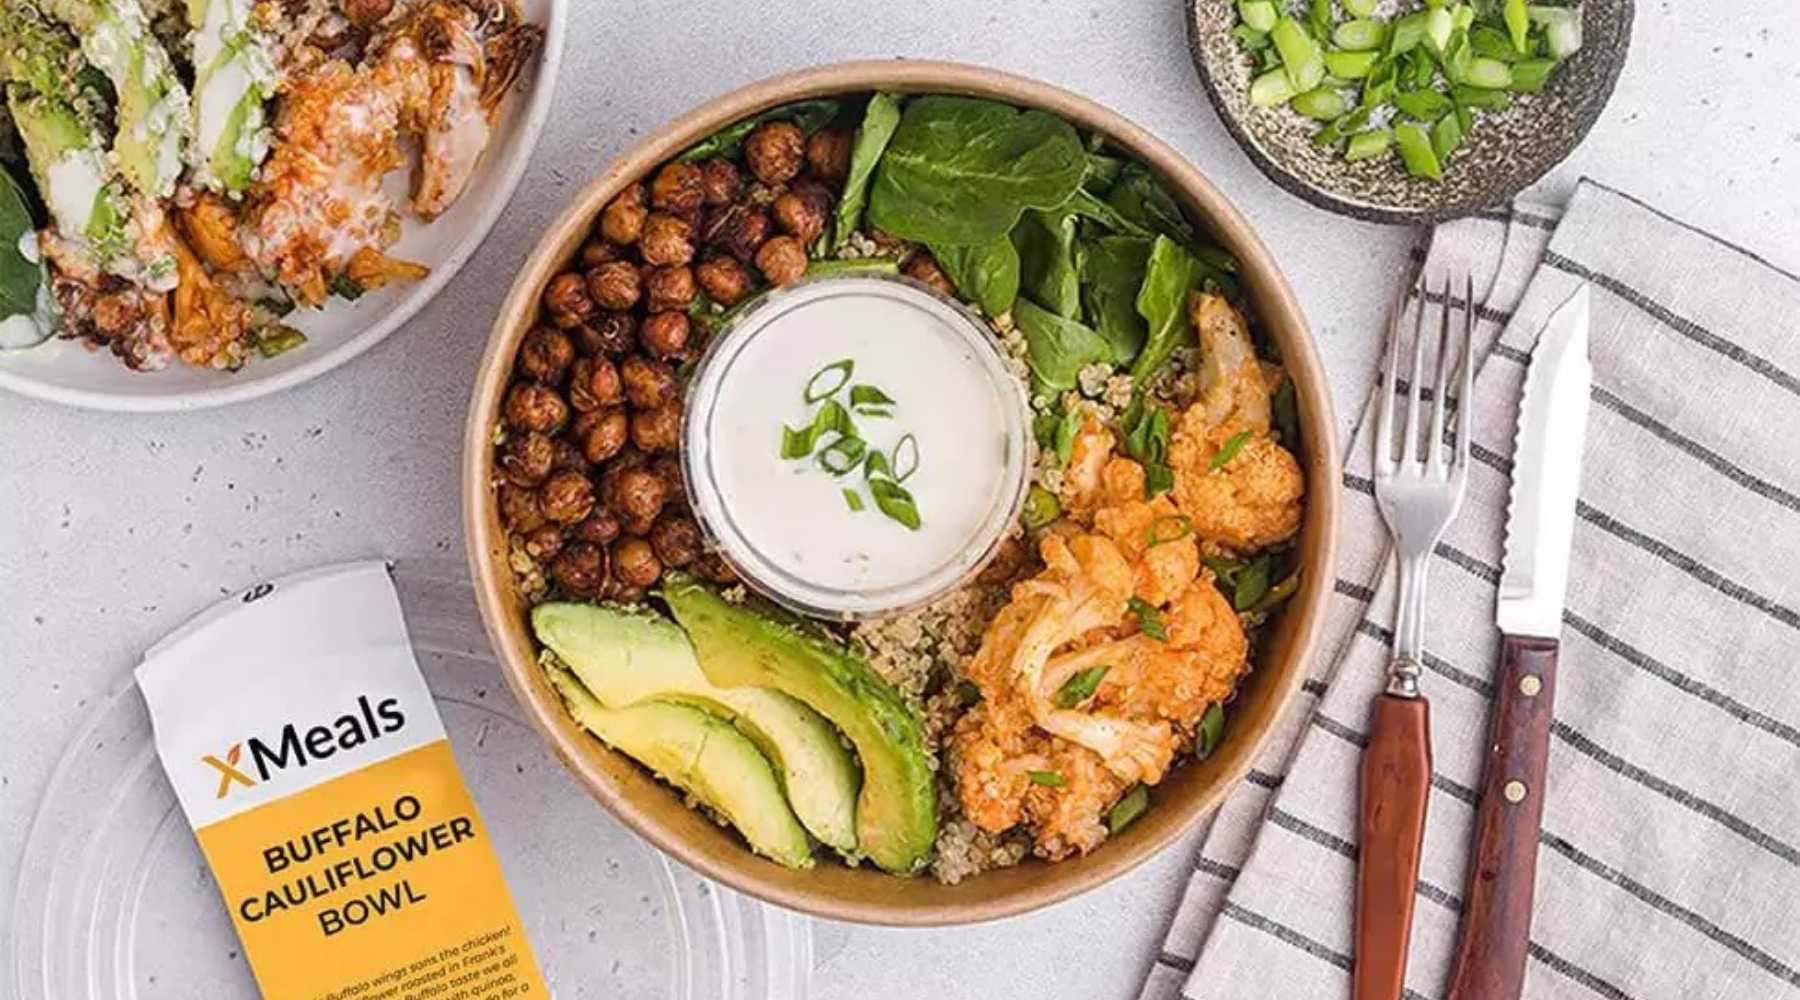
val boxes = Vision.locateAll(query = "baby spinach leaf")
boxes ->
[677,99,843,162]
[1084,152,1125,192]
[1065,188,1153,238]
[1079,235,1152,365]
[1106,162,1195,244]
[1015,299,1112,391]
[1012,207,1080,318]
[1129,236,1202,383]
[832,92,902,252]
[0,168,44,323]
[867,97,1086,246]
[930,236,1019,316]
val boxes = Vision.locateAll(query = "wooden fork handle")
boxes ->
[1355,693,1433,1000]
[1446,635,1559,1000]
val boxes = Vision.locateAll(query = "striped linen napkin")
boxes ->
[1140,178,1800,1000]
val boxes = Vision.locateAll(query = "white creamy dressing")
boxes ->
[699,282,1023,600]
[192,0,276,187]
[43,154,107,241]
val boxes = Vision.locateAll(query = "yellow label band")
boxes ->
[197,740,547,998]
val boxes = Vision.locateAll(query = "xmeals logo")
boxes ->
[201,695,405,799]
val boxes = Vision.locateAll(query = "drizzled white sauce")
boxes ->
[686,277,1030,616]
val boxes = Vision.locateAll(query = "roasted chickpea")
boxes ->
[650,161,706,213]
[620,355,677,409]
[612,536,663,589]
[550,541,607,595]
[579,239,625,267]
[716,208,771,263]
[568,407,604,443]
[503,382,568,434]
[573,507,622,546]
[541,272,593,327]
[693,551,738,584]
[743,121,805,185]
[631,401,683,454]
[611,584,649,604]
[600,183,647,245]
[644,266,696,313]
[522,523,566,561]
[694,256,752,307]
[805,128,853,184]
[613,467,667,533]
[581,312,637,356]
[500,430,556,486]
[649,516,704,568]
[638,311,690,360]
[903,252,957,298]
[773,183,830,245]
[639,213,695,267]
[648,454,688,506]
[584,261,640,311]
[519,326,575,383]
[700,158,741,205]
[497,483,545,533]
[539,470,596,524]
[584,355,623,405]
[582,408,630,464]
[549,437,588,473]
[598,449,647,508]
[755,236,807,287]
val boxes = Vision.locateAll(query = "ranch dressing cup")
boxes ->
[136,561,547,999]
[684,274,1031,620]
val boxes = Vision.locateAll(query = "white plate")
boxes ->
[0,0,566,413]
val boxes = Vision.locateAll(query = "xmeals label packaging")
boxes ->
[137,561,547,1000]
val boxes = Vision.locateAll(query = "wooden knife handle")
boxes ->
[1446,635,1560,1000]
[1355,692,1433,1000]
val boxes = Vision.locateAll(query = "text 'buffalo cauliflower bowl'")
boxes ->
[465,62,1340,925]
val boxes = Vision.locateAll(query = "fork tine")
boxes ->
[1454,271,1476,469]
[1426,271,1455,476]
[1401,272,1429,464]
[1375,275,1409,473]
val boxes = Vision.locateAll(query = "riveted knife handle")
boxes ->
[1447,635,1559,1000]
[1355,693,1433,1000]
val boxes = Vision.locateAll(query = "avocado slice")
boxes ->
[662,577,938,875]
[544,661,813,870]
[532,602,860,854]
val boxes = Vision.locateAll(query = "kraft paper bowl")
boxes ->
[462,60,1341,926]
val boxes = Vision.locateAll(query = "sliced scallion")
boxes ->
[842,488,865,512]
[1022,485,1061,531]
[1508,58,1556,92]
[818,434,868,475]
[849,383,895,410]
[1197,703,1226,759]
[892,433,919,482]
[868,478,921,530]
[1236,0,1277,33]
[1249,67,1299,109]
[1108,785,1149,833]
[1345,127,1394,163]
[1211,430,1253,469]
[1332,19,1385,51]
[1128,597,1168,642]
[1027,770,1067,788]
[1270,17,1325,92]
[1394,122,1443,179]
[1323,49,1380,81]
[1291,87,1349,121]
[1146,515,1194,548]
[1232,554,1273,611]
[1055,665,1112,709]
[804,358,854,404]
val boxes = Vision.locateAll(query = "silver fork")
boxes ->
[1352,269,1476,1000]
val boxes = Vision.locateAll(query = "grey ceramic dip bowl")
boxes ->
[1187,1,1634,224]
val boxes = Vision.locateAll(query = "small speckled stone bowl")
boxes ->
[1188,1,1633,223]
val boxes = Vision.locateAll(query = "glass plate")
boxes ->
[7,560,812,1000]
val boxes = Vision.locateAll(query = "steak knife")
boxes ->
[1446,285,1592,1000]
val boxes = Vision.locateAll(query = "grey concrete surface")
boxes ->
[3,2,1796,998]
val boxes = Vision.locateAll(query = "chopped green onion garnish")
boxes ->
[804,358,854,404]
[1508,58,1556,92]
[1252,570,1301,612]
[254,327,307,358]
[1432,112,1465,160]
[1211,430,1253,470]
[1027,770,1066,787]
[1291,87,1349,121]
[1345,128,1393,163]
[1332,19,1384,51]
[1054,405,1084,466]
[849,384,896,410]
[869,478,921,530]
[1022,485,1062,531]
[955,679,982,706]
[1323,49,1379,80]
[1236,0,1276,33]
[1249,67,1299,109]
[1197,703,1226,759]
[1055,665,1112,709]
[842,488,865,512]
[1108,785,1149,833]
[892,433,920,482]
[1394,121,1443,179]
[781,399,854,459]
[1128,597,1168,642]
[1270,17,1325,92]
[1146,515,1194,548]
[818,434,868,475]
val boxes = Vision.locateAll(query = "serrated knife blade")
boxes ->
[1495,285,1592,638]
